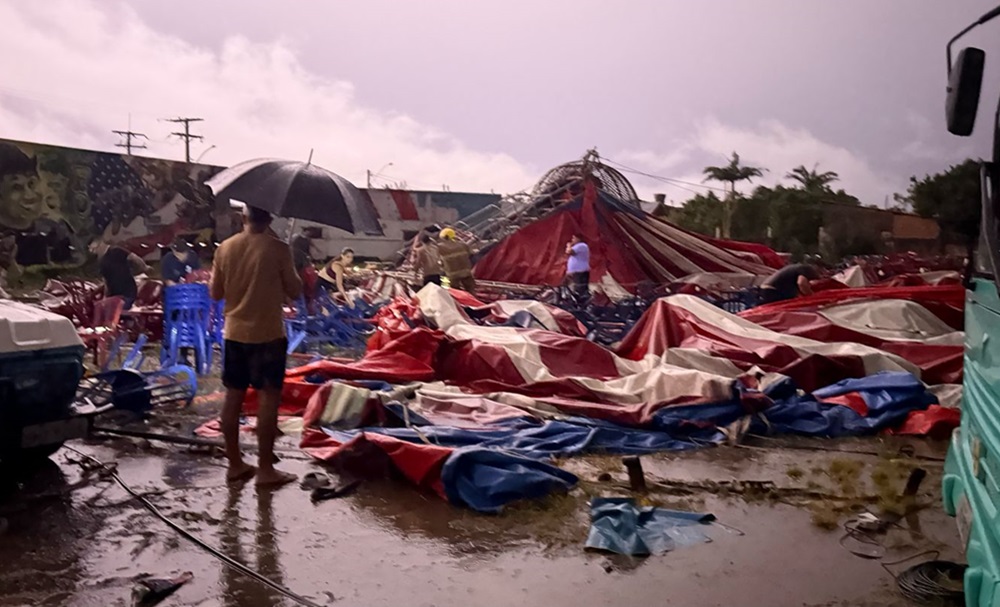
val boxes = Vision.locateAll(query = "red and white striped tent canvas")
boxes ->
[473,181,783,294]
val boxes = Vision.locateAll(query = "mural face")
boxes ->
[0,139,223,267]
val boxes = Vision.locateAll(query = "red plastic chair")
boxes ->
[78,296,125,368]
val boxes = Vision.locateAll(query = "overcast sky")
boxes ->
[2,0,999,205]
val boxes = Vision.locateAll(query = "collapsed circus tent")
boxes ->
[473,179,782,293]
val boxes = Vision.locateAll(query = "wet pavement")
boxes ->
[0,433,962,607]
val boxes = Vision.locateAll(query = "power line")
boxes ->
[164,117,204,163]
[602,156,730,194]
[112,127,147,155]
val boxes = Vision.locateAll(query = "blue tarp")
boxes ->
[442,448,579,513]
[324,415,719,458]
[754,371,937,437]
[585,498,714,556]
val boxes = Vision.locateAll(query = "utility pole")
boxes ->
[367,162,394,189]
[112,128,147,155]
[164,117,204,163]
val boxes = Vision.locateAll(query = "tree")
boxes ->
[757,186,823,253]
[785,164,840,193]
[673,191,724,236]
[897,159,981,247]
[730,190,771,242]
[703,152,765,238]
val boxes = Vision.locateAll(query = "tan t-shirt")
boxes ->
[210,230,303,344]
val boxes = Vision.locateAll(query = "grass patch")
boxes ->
[870,457,916,516]
[827,458,864,497]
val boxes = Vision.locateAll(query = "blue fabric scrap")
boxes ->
[585,497,715,556]
[754,371,937,437]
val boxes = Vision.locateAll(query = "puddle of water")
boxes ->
[0,441,961,607]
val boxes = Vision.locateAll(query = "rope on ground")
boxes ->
[64,446,328,607]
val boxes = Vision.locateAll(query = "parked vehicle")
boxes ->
[0,300,88,465]
[940,6,1000,606]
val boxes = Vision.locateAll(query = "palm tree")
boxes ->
[785,164,839,193]
[703,152,765,238]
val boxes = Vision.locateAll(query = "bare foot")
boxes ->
[256,468,297,487]
[226,462,257,483]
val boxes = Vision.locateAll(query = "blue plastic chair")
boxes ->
[318,293,375,345]
[286,293,374,354]
[713,288,761,314]
[161,284,212,375]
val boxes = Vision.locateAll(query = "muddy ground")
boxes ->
[0,400,962,607]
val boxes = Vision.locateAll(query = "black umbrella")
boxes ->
[205,158,383,235]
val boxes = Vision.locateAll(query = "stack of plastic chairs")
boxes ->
[320,293,376,347]
[161,284,212,375]
[286,293,374,354]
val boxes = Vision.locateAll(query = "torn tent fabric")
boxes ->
[740,284,965,331]
[586,498,715,556]
[615,292,966,391]
[473,181,778,292]
[295,373,951,513]
[753,372,943,437]
[314,416,723,459]
[615,295,925,392]
[299,429,578,513]
[271,286,960,512]
[734,296,963,384]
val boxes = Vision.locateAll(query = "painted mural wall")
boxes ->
[0,138,223,268]
[0,138,503,267]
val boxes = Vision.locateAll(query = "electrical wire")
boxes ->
[64,446,327,607]
[881,551,966,605]
[601,157,731,195]
[840,514,967,603]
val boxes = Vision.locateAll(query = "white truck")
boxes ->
[0,300,89,464]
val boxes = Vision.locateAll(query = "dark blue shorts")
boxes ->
[222,338,288,391]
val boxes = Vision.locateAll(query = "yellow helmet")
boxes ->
[439,227,457,240]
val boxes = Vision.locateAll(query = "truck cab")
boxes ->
[941,7,1000,605]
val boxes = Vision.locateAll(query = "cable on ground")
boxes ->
[64,446,328,607]
[881,551,966,605]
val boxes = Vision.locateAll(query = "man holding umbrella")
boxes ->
[211,205,302,486]
[206,155,383,485]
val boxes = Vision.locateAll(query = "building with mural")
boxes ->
[0,138,223,268]
[0,138,501,268]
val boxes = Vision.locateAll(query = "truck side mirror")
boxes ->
[947,47,986,136]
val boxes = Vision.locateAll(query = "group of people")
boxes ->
[88,236,201,309]
[409,227,593,298]
[412,227,476,291]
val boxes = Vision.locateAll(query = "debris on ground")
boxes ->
[131,571,193,607]
[585,497,715,556]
